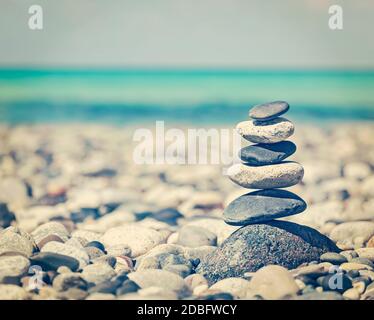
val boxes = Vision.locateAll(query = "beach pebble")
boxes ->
[227,162,303,189]
[367,236,374,248]
[184,274,208,290]
[0,254,30,284]
[31,222,70,244]
[236,117,294,144]
[116,280,140,295]
[151,208,183,225]
[71,230,102,243]
[330,221,374,249]
[249,101,289,121]
[86,293,116,300]
[223,189,306,225]
[0,284,30,300]
[36,235,64,250]
[100,225,164,258]
[196,221,338,284]
[340,262,373,271]
[0,178,30,208]
[248,265,299,300]
[320,252,348,265]
[85,246,105,261]
[0,227,35,257]
[210,278,250,299]
[0,203,15,228]
[343,288,360,300]
[128,269,190,297]
[176,226,217,248]
[292,291,343,300]
[41,241,89,269]
[81,263,116,285]
[30,252,79,272]
[53,273,88,292]
[320,274,352,293]
[361,176,374,198]
[343,162,371,180]
[239,141,296,165]
[163,264,191,278]
[355,248,374,261]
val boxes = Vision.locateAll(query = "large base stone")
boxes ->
[196,221,339,284]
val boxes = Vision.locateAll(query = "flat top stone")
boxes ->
[223,189,307,225]
[249,101,289,121]
[239,141,296,165]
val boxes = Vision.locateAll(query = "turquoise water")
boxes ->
[0,69,373,124]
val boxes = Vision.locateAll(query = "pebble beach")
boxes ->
[1,119,374,300]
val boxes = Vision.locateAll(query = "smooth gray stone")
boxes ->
[196,221,339,284]
[239,141,296,165]
[223,189,307,225]
[249,101,289,121]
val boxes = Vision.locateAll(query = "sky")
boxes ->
[0,0,373,69]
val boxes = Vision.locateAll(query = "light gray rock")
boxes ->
[177,226,217,248]
[128,269,190,297]
[81,263,116,285]
[210,278,251,299]
[100,225,164,258]
[31,222,70,244]
[236,117,294,144]
[248,265,299,299]
[0,284,30,300]
[227,162,304,189]
[330,221,374,249]
[0,254,30,284]
[0,227,35,257]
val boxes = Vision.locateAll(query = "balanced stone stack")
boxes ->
[224,101,307,225]
[196,101,339,284]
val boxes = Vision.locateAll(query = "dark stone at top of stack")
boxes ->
[249,101,289,121]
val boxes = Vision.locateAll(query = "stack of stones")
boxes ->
[196,101,338,284]
[224,101,307,225]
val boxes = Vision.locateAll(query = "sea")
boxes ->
[0,69,373,125]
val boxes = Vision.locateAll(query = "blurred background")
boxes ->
[0,0,373,124]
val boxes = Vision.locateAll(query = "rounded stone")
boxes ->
[239,141,296,165]
[85,241,106,252]
[176,226,217,248]
[249,101,290,121]
[196,221,339,284]
[31,222,70,244]
[248,265,299,299]
[223,189,307,225]
[320,252,348,265]
[236,117,294,144]
[100,225,164,258]
[227,161,304,189]
[0,227,35,257]
[81,263,116,285]
[128,269,190,297]
[0,255,30,284]
[0,203,15,228]
[0,284,29,300]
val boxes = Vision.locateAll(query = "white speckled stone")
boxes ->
[236,117,294,144]
[227,162,304,189]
